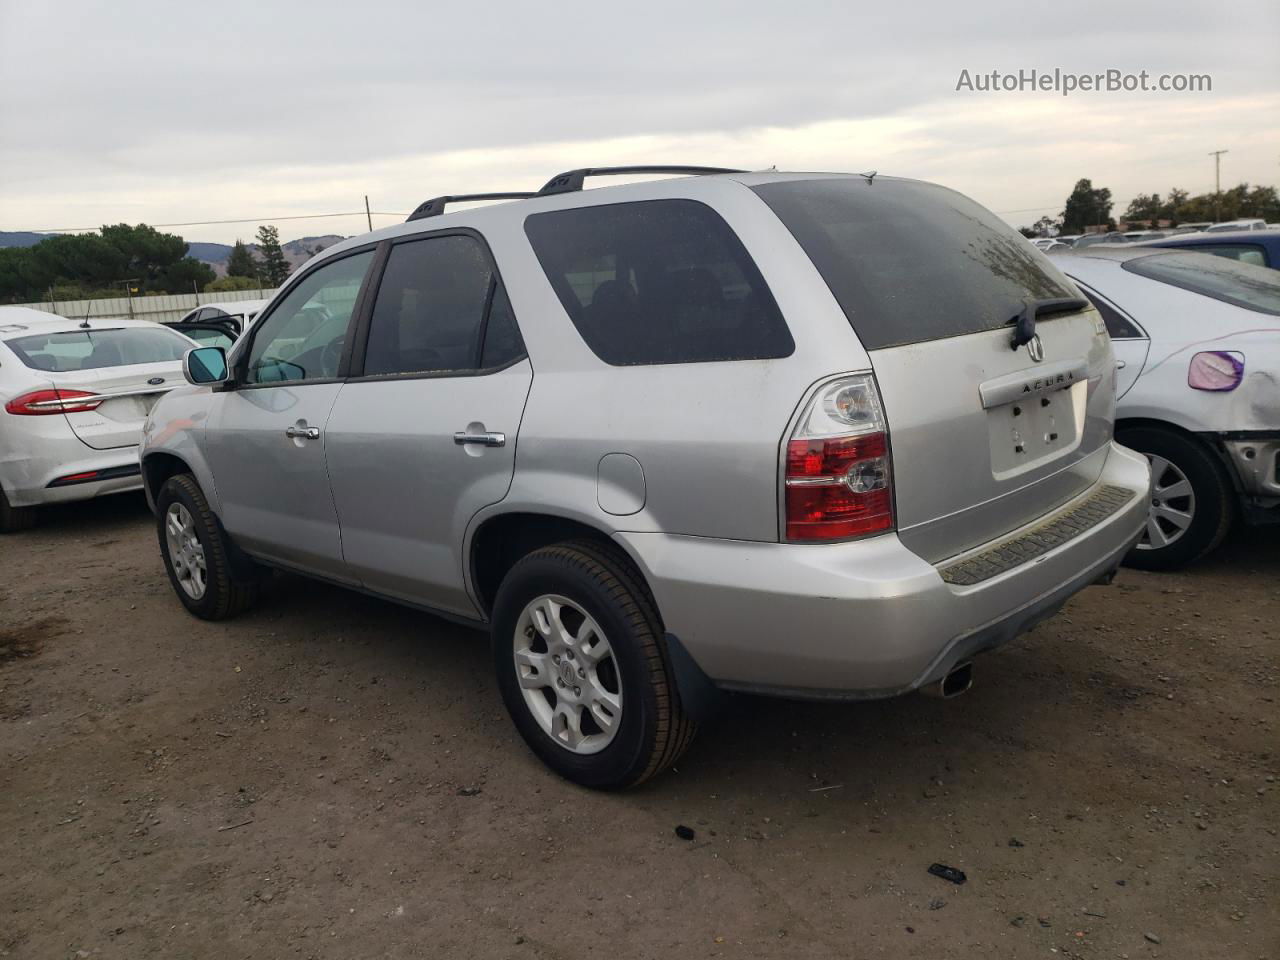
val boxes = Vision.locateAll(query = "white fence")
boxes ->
[18,288,279,325]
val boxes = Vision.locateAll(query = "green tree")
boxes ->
[1060,179,1114,234]
[206,275,262,293]
[255,225,290,287]
[226,239,259,279]
[160,257,216,293]
[1122,193,1162,224]
[99,223,190,291]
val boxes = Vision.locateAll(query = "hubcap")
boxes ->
[165,503,207,599]
[513,594,622,755]
[1136,454,1195,551]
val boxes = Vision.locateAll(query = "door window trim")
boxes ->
[227,243,381,392]
[344,226,529,384]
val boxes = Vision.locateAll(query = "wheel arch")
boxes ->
[141,452,195,511]
[1115,417,1243,494]
[468,510,654,619]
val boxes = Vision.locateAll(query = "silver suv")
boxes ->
[142,166,1150,789]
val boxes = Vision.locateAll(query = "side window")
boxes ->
[524,199,794,365]
[480,284,525,369]
[1195,244,1269,268]
[245,251,373,384]
[1079,289,1143,339]
[363,235,523,376]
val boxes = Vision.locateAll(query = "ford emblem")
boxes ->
[147,376,166,385]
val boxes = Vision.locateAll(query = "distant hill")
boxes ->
[0,231,347,277]
[0,231,54,248]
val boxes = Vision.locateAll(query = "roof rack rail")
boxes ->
[538,165,747,196]
[405,192,538,222]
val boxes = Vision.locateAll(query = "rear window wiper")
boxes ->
[1007,296,1089,350]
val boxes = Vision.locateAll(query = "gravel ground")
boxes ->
[0,493,1276,959]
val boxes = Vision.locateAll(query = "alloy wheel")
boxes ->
[165,502,208,599]
[513,594,623,755]
[1137,454,1196,551]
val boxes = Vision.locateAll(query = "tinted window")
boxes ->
[6,327,191,372]
[524,199,794,366]
[1076,288,1142,339]
[1185,243,1269,268]
[752,178,1081,350]
[364,235,516,376]
[1123,252,1280,316]
[245,250,372,384]
[480,285,525,369]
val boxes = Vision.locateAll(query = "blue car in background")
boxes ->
[1134,229,1280,269]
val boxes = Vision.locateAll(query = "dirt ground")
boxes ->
[0,493,1276,960]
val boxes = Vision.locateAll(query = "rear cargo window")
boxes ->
[524,199,794,365]
[4,327,191,372]
[751,178,1080,350]
[1122,251,1280,315]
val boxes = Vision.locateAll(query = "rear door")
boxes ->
[1069,280,1149,399]
[753,177,1117,563]
[205,248,374,577]
[2,325,192,449]
[324,233,532,617]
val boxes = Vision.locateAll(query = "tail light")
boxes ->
[4,388,104,416]
[784,374,894,541]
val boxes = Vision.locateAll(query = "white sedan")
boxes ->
[0,306,198,531]
[1050,247,1280,569]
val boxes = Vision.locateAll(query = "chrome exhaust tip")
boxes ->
[922,662,973,699]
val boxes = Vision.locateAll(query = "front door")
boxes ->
[206,248,374,576]
[324,234,532,617]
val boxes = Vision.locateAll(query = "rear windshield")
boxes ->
[751,178,1080,350]
[524,199,794,365]
[4,327,191,372]
[1123,252,1280,315]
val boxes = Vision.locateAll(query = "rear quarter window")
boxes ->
[1123,252,1280,316]
[751,178,1081,350]
[524,199,794,365]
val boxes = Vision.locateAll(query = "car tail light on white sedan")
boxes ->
[4,388,106,416]
[784,374,895,541]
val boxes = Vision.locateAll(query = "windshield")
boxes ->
[751,177,1081,349]
[1123,252,1280,315]
[4,326,191,372]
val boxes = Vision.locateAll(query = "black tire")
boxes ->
[1118,426,1234,571]
[0,487,38,533]
[491,540,696,790]
[155,473,261,619]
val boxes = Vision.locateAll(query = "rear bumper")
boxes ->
[0,429,142,508]
[617,441,1150,699]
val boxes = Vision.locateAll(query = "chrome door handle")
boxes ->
[454,430,505,448]
[285,425,321,440]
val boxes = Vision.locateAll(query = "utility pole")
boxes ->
[1209,149,1228,222]
[365,195,373,232]
[114,278,141,319]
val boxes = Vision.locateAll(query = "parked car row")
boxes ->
[2,167,1274,790]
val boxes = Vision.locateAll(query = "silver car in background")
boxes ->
[0,307,196,531]
[141,167,1150,788]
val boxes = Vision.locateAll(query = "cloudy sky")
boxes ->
[2,0,1277,244]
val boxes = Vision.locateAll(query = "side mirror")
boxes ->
[184,346,229,385]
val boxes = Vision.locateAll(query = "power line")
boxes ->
[17,210,409,234]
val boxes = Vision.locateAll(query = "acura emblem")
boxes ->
[1026,335,1045,363]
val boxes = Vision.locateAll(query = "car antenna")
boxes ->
[79,303,92,329]
[859,170,878,184]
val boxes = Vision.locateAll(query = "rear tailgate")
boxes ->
[869,314,1113,562]
[752,175,1116,563]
